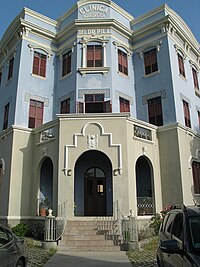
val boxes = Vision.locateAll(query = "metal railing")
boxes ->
[44,201,67,242]
[137,197,154,216]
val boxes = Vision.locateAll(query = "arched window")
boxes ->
[192,161,200,194]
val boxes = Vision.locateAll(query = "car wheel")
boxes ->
[15,259,24,267]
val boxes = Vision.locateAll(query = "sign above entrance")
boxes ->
[78,29,110,35]
[79,4,109,19]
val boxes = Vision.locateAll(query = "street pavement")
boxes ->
[44,251,132,267]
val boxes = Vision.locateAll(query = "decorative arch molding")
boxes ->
[174,44,187,60]
[189,150,200,169]
[137,40,162,59]
[63,122,122,176]
[28,44,52,59]
[189,60,200,73]
[113,41,131,56]
[80,36,109,45]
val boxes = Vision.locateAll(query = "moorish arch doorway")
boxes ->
[136,156,155,215]
[39,157,53,209]
[74,150,113,216]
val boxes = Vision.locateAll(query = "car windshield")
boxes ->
[189,216,200,250]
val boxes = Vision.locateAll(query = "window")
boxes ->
[87,45,103,67]
[62,51,72,76]
[32,52,47,77]
[60,98,70,114]
[118,49,128,75]
[192,68,199,90]
[28,99,44,128]
[183,100,191,128]
[178,53,185,77]
[119,97,130,112]
[3,103,9,130]
[77,94,112,113]
[144,48,158,75]
[192,161,200,194]
[171,213,183,241]
[148,97,163,126]
[198,111,200,128]
[8,57,14,80]
[164,213,176,237]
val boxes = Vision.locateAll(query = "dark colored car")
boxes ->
[157,204,200,266]
[0,224,28,267]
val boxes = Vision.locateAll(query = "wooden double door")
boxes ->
[84,167,106,216]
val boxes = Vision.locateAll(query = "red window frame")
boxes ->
[32,52,47,77]
[62,51,72,76]
[118,50,128,75]
[183,100,191,128]
[144,48,158,75]
[192,67,199,90]
[148,97,163,126]
[87,45,103,67]
[3,103,9,130]
[178,53,185,77]
[8,57,14,80]
[192,161,200,194]
[28,99,44,128]
[119,97,130,112]
[61,98,70,114]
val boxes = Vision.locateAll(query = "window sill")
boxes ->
[117,71,129,78]
[31,74,46,80]
[179,74,187,81]
[60,72,72,80]
[195,88,200,98]
[78,67,110,76]
[143,70,160,78]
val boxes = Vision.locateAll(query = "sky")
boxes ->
[0,0,200,43]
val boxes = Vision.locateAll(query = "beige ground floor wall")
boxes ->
[0,115,199,227]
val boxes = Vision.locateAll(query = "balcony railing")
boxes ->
[134,125,152,141]
[137,197,154,216]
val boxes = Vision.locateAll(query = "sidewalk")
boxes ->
[44,251,132,267]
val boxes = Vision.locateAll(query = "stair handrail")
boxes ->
[44,200,68,242]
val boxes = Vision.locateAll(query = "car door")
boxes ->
[163,213,191,267]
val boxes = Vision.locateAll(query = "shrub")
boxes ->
[12,223,28,237]
[150,213,162,235]
[31,222,45,240]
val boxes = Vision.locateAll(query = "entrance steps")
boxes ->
[58,219,121,252]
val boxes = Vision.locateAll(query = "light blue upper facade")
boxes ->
[0,0,199,132]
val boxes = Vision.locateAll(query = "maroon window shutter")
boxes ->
[77,102,84,113]
[61,98,70,114]
[8,57,14,80]
[33,53,40,75]
[40,56,46,77]
[183,100,191,128]
[28,100,43,128]
[192,162,200,194]
[104,101,112,113]
[87,46,94,67]
[35,102,44,127]
[192,68,199,89]
[148,97,163,126]
[178,54,185,77]
[3,103,9,130]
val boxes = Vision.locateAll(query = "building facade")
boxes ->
[0,0,200,226]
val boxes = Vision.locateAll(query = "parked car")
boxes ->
[0,224,28,267]
[157,204,200,266]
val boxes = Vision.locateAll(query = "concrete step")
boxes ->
[59,239,114,246]
[62,234,105,241]
[58,245,121,252]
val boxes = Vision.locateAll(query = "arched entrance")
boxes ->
[136,156,155,215]
[39,157,53,210]
[74,150,113,216]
